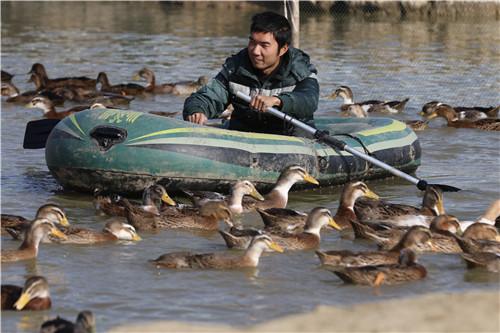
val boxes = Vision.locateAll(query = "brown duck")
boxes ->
[26,96,90,120]
[133,67,176,94]
[422,101,499,121]
[96,72,146,96]
[354,185,445,227]
[1,218,67,262]
[50,220,141,244]
[1,276,51,310]
[28,63,96,90]
[316,226,432,267]
[149,234,283,269]
[325,248,427,286]
[1,203,69,237]
[420,104,500,131]
[2,81,65,105]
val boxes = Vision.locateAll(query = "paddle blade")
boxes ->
[23,119,60,149]
[431,184,461,192]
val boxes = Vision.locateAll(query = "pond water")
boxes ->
[1,2,499,332]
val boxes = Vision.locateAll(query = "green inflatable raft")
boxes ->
[45,108,421,194]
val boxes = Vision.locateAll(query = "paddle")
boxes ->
[235,91,461,192]
[23,119,60,149]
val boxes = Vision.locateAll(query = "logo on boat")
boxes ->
[97,110,142,124]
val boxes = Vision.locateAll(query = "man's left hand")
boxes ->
[249,95,282,113]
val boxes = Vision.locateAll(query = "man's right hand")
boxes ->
[187,112,208,125]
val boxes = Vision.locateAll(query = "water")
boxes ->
[1,2,499,332]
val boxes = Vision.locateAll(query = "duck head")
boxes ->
[233,180,264,201]
[304,207,341,235]
[26,96,54,114]
[103,220,141,241]
[13,276,50,310]
[36,203,70,227]
[422,186,445,215]
[430,215,462,234]
[330,86,354,104]
[340,181,379,209]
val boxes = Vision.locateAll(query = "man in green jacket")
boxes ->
[183,11,319,137]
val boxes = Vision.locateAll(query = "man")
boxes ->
[183,11,319,137]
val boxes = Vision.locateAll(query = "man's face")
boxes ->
[247,31,288,75]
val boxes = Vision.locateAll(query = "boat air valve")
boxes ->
[90,126,127,151]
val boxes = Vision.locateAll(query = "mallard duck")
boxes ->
[28,63,96,90]
[1,276,51,310]
[459,199,500,230]
[50,220,141,244]
[149,234,283,269]
[333,181,380,230]
[461,252,500,273]
[182,180,264,214]
[1,218,67,262]
[1,81,65,106]
[451,223,500,254]
[218,227,264,250]
[350,219,408,245]
[354,185,445,227]
[405,119,429,131]
[340,104,368,118]
[422,101,499,121]
[26,96,90,120]
[170,76,209,96]
[2,203,69,237]
[329,86,409,114]
[94,184,175,217]
[132,67,175,94]
[243,165,319,211]
[220,207,340,251]
[420,104,500,131]
[40,310,95,333]
[158,201,234,231]
[325,248,427,286]
[426,215,462,253]
[316,226,432,267]
[256,207,308,233]
[96,72,145,96]
[462,223,499,241]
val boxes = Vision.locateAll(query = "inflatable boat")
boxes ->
[45,108,421,194]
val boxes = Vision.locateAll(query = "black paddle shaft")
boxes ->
[235,91,460,192]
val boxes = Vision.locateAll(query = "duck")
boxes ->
[242,165,319,211]
[159,201,235,231]
[96,72,146,96]
[420,104,500,131]
[422,101,499,121]
[350,219,408,245]
[426,215,463,253]
[169,76,209,96]
[40,310,95,333]
[219,207,340,251]
[149,234,283,269]
[50,220,141,244]
[316,226,432,267]
[28,63,97,90]
[256,207,308,233]
[329,85,409,114]
[1,218,67,262]
[132,67,175,94]
[324,248,427,286]
[405,119,429,131]
[332,181,380,231]
[451,225,500,254]
[354,185,445,227]
[459,199,500,231]
[460,252,500,273]
[25,96,90,120]
[1,81,65,106]
[182,180,264,214]
[2,203,69,237]
[462,223,499,241]
[1,276,51,310]
[340,104,368,118]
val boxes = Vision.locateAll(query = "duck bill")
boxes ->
[13,292,31,310]
[131,74,141,81]
[329,91,338,100]
[50,227,67,240]
[250,189,265,201]
[424,112,438,120]
[132,233,142,241]
[328,217,342,231]
[269,242,284,253]
[435,199,445,215]
[365,189,379,200]
[161,193,176,206]
[60,216,70,227]
[303,173,319,185]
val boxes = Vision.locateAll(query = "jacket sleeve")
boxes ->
[277,73,319,120]
[182,71,230,120]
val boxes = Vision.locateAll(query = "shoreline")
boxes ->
[110,290,499,332]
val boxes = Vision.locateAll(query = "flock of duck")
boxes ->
[2,65,499,131]
[2,163,500,331]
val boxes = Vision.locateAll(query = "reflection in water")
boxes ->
[1,2,499,333]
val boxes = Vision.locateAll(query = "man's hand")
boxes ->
[249,95,282,113]
[187,112,208,125]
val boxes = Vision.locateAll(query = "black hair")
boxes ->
[250,11,291,49]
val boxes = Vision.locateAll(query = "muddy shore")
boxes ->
[110,290,499,332]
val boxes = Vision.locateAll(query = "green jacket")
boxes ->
[183,47,319,135]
